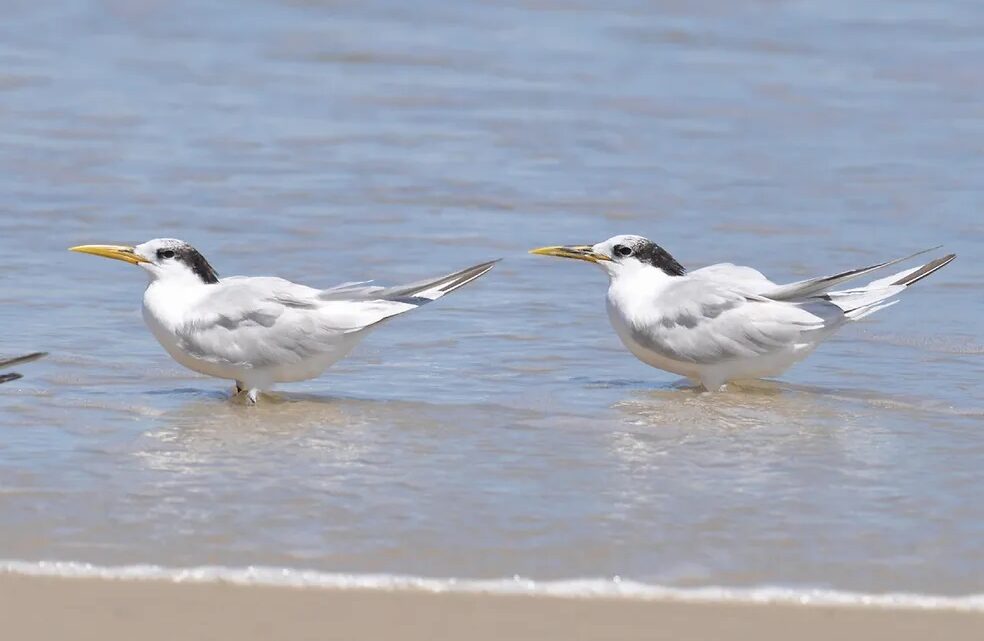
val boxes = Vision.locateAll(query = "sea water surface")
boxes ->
[1,0,983,601]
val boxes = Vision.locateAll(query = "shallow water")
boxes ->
[1,0,983,598]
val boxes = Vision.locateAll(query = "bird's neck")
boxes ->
[609,264,676,287]
[607,267,676,311]
[145,266,217,286]
[143,277,215,329]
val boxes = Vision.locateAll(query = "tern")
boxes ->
[71,239,496,403]
[531,235,955,390]
[0,352,46,384]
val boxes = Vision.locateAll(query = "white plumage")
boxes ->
[71,239,496,403]
[532,235,955,390]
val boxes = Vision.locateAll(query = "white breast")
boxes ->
[605,298,700,379]
[142,280,244,381]
[604,272,701,380]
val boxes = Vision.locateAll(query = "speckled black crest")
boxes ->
[620,238,686,276]
[157,242,219,284]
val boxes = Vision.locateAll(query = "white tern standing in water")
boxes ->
[71,239,496,403]
[531,235,955,390]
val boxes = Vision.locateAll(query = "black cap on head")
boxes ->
[155,240,219,284]
[612,237,686,276]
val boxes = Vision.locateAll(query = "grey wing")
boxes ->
[175,279,415,366]
[175,262,496,367]
[634,280,832,365]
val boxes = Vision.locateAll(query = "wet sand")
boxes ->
[2,575,981,641]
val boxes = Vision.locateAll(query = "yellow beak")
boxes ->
[69,244,148,265]
[529,245,612,264]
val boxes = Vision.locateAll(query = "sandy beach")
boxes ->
[1,574,981,641]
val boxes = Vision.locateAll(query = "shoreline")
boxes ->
[4,559,984,611]
[2,573,983,641]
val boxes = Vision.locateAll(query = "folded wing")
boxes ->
[632,280,830,365]
[175,261,497,367]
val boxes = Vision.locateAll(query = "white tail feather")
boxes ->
[844,299,899,320]
[824,253,955,320]
[764,246,941,301]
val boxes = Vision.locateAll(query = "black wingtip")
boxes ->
[0,352,47,370]
[437,259,499,294]
[892,254,956,287]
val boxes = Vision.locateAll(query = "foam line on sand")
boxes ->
[2,559,983,611]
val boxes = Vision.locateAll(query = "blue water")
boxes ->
[0,0,982,596]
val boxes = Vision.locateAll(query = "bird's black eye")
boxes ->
[614,245,633,257]
[160,250,175,259]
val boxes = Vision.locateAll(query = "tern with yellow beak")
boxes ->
[71,239,496,403]
[531,235,955,390]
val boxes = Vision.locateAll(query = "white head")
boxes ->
[69,238,220,285]
[530,234,686,280]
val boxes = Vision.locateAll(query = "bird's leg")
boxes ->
[697,376,726,393]
[233,381,260,405]
[232,379,262,404]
